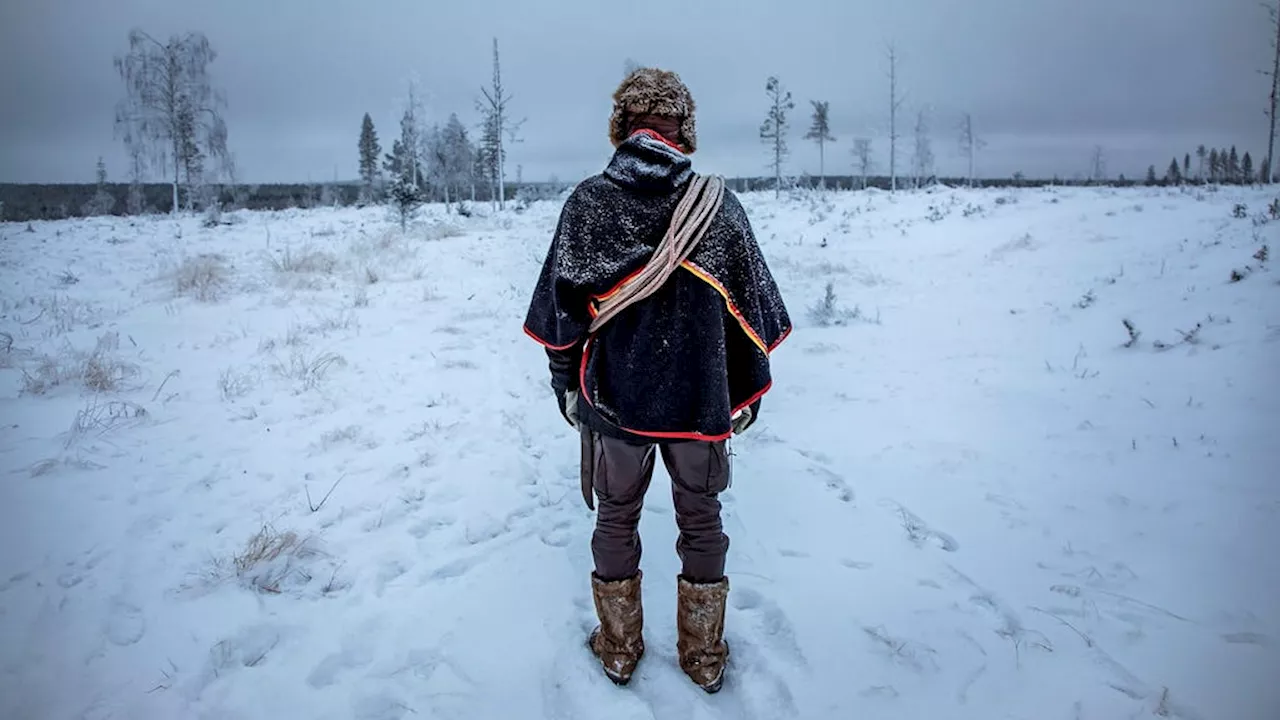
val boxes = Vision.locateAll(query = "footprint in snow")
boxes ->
[407,514,456,539]
[307,632,376,688]
[105,599,146,647]
[731,586,808,669]
[1222,632,1271,647]
[539,520,575,548]
[352,693,414,720]
[429,555,480,581]
[0,570,31,592]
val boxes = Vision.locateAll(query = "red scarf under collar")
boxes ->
[629,128,684,154]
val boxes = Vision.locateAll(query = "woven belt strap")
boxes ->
[587,174,726,334]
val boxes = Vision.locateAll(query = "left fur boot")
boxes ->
[589,572,645,685]
[676,575,730,693]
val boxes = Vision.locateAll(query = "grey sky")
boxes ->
[0,0,1270,184]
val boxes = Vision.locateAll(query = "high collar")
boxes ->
[604,131,694,193]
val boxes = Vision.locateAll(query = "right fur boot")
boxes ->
[588,571,645,685]
[676,575,731,693]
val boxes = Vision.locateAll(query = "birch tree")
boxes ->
[1265,1,1279,184]
[958,113,987,187]
[113,29,229,214]
[886,43,906,192]
[760,76,795,198]
[804,101,836,190]
[852,137,873,189]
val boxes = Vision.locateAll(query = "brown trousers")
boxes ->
[583,431,731,584]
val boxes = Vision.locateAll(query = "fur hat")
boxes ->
[609,68,697,153]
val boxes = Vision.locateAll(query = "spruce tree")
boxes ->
[1183,153,1191,181]
[1196,145,1208,182]
[1243,152,1255,184]
[1209,149,1220,182]
[1167,157,1182,185]
[804,100,836,190]
[1228,146,1241,184]
[358,113,382,203]
[1145,165,1158,186]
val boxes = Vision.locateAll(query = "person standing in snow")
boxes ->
[523,68,791,692]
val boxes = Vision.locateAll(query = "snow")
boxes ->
[1,185,1277,720]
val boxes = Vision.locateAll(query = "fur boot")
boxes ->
[676,575,730,693]
[588,571,645,685]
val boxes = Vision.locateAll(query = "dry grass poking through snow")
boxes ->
[269,245,340,275]
[221,524,319,594]
[21,331,140,395]
[270,348,346,392]
[171,253,231,302]
[63,398,148,449]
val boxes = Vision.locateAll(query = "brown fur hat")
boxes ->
[609,68,697,153]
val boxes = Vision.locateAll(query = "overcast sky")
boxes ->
[0,0,1270,184]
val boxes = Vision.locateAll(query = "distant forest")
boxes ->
[0,170,1270,224]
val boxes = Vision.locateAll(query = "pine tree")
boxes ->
[1209,149,1220,182]
[1167,157,1182,185]
[1145,165,1158,186]
[358,113,381,204]
[760,76,795,198]
[1262,156,1273,184]
[1229,146,1241,184]
[804,100,836,190]
[1243,152,1255,183]
[389,174,422,232]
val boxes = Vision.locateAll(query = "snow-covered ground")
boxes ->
[1,184,1277,720]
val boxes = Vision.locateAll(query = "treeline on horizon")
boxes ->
[5,169,1272,223]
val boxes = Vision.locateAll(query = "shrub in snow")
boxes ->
[1232,203,1248,219]
[1269,198,1280,220]
[269,245,338,275]
[807,282,877,327]
[218,367,257,401]
[1255,245,1269,264]
[1074,290,1097,309]
[201,201,223,228]
[173,253,230,302]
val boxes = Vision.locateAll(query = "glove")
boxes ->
[731,405,754,435]
[557,388,579,428]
